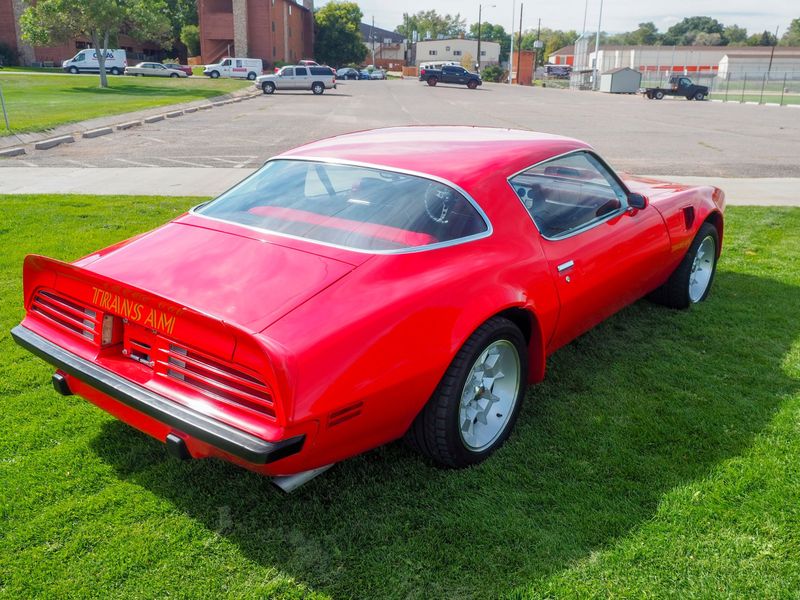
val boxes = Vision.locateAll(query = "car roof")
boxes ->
[278,126,591,192]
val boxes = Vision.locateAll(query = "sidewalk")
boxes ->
[0,167,797,206]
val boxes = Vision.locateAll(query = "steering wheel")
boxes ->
[424,183,454,224]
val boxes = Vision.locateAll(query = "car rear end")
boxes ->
[12,255,316,476]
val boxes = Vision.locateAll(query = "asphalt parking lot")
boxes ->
[3,79,799,177]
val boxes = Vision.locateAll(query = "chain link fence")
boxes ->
[639,70,800,106]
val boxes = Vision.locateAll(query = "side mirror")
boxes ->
[628,193,648,211]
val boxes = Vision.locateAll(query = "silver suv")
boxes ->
[255,65,336,95]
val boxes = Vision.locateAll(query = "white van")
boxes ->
[203,57,263,80]
[62,49,127,75]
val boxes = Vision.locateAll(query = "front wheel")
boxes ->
[467,79,478,89]
[311,82,325,95]
[68,66,79,74]
[262,81,275,94]
[209,70,220,79]
[694,91,706,101]
[170,73,179,78]
[649,222,719,309]
[405,316,528,468]
[427,77,438,86]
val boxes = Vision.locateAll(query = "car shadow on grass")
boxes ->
[90,270,799,598]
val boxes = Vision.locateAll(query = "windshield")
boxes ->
[196,160,489,252]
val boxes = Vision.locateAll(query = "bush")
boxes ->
[481,64,505,82]
[180,25,200,57]
[0,42,20,67]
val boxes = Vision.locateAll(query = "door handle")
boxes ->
[557,260,574,273]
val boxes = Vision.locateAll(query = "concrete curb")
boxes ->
[34,135,74,150]
[0,147,25,157]
[165,110,183,118]
[143,114,165,124]
[82,127,113,139]
[116,121,142,130]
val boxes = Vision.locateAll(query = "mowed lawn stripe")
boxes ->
[0,195,798,598]
[0,74,248,136]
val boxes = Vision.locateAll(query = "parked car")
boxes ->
[369,69,386,80]
[336,67,360,80]
[12,126,724,492]
[163,63,193,76]
[420,64,482,88]
[62,49,126,75]
[255,65,336,95]
[125,62,188,78]
[203,57,263,80]
[359,69,372,80]
[641,76,709,101]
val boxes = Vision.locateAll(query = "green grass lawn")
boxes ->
[0,73,248,136]
[708,92,800,106]
[0,196,798,598]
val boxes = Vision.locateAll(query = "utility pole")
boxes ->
[477,4,482,73]
[508,0,515,83]
[535,17,540,71]
[767,25,780,75]
[592,0,604,90]
[516,4,523,84]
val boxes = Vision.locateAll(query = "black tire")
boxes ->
[405,316,528,468]
[694,91,705,101]
[247,72,256,80]
[467,79,478,89]
[170,73,179,78]
[69,66,79,74]
[648,222,719,309]
[209,70,220,79]
[110,67,120,75]
[654,90,664,100]
[427,77,438,87]
[312,82,325,95]
[262,81,275,95]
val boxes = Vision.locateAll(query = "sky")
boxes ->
[331,0,796,37]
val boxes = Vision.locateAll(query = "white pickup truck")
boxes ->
[255,65,336,95]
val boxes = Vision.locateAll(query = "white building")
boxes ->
[719,50,800,79]
[413,39,500,69]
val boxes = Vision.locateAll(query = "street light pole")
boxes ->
[592,0,604,90]
[508,0,515,83]
[477,4,482,73]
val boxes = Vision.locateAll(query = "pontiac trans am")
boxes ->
[12,127,725,490]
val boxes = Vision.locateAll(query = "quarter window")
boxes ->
[509,151,628,239]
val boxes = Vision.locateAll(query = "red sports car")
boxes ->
[12,127,724,491]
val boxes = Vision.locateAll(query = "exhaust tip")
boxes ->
[272,464,334,493]
[52,372,72,396]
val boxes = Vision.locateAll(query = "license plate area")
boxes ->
[123,322,159,368]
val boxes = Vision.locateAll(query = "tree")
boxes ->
[692,31,723,46]
[779,18,800,46]
[314,2,367,67]
[397,11,466,40]
[164,0,198,62]
[663,16,724,45]
[180,24,200,57]
[629,22,661,45]
[20,0,171,88]
[724,24,748,45]
[747,30,778,46]
[519,28,577,63]
[468,22,511,63]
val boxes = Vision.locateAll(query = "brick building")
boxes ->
[0,0,163,66]
[198,0,314,67]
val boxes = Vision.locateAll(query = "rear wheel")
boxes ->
[406,316,528,468]
[262,81,275,94]
[654,90,665,100]
[649,222,719,309]
[110,67,120,75]
[247,72,256,80]
[467,79,478,89]
[312,82,325,95]
[427,77,438,86]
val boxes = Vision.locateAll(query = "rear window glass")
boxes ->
[310,67,329,75]
[197,160,489,252]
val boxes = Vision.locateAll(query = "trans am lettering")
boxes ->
[91,286,177,334]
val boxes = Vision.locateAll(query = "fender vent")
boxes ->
[683,206,695,230]
[328,402,363,427]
